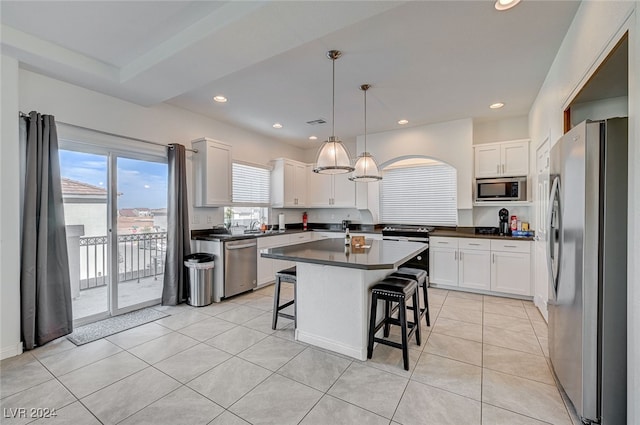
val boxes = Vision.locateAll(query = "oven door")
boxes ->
[383,236,429,272]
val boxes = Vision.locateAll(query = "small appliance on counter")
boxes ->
[342,220,351,231]
[278,213,285,231]
[498,208,510,235]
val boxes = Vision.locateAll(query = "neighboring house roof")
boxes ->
[119,209,138,217]
[61,178,107,196]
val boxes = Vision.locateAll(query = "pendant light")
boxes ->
[349,84,382,182]
[313,50,354,174]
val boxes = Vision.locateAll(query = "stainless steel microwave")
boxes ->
[475,176,527,202]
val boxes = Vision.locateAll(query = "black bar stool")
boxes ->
[272,267,296,329]
[367,276,421,371]
[390,267,430,327]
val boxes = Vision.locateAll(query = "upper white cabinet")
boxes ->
[307,169,356,208]
[192,138,232,207]
[271,158,308,208]
[474,139,529,178]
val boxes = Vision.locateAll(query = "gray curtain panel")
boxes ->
[20,111,73,350]
[162,143,191,305]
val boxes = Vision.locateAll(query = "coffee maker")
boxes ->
[499,208,510,235]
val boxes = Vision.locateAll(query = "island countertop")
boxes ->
[260,238,427,270]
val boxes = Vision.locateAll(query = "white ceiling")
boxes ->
[1,1,581,147]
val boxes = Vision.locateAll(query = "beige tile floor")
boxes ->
[1,284,581,425]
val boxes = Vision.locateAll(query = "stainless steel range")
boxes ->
[382,226,432,272]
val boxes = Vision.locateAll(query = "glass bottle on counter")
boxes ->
[344,228,351,246]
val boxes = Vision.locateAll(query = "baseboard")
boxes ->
[533,295,549,322]
[296,329,364,361]
[1,341,23,360]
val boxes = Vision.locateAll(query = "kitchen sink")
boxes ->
[244,229,276,235]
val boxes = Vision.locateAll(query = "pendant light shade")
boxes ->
[349,84,382,182]
[313,50,354,174]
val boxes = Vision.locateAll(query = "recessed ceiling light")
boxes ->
[272,123,283,129]
[495,0,521,11]
[309,136,318,140]
[213,95,227,103]
[490,102,505,109]
[398,119,409,125]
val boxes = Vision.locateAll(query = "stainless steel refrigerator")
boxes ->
[547,118,627,425]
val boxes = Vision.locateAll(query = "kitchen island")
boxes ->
[261,238,427,360]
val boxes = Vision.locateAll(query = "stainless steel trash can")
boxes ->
[184,253,215,307]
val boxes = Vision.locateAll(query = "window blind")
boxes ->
[232,162,270,205]
[380,163,457,225]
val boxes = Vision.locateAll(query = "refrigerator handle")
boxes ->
[547,176,562,300]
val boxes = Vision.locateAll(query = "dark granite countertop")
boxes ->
[191,228,307,242]
[260,238,427,270]
[430,227,534,241]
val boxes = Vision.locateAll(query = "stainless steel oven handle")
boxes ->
[226,242,257,250]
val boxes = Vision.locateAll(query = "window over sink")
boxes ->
[380,157,457,226]
[224,162,271,229]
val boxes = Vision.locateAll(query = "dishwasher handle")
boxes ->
[225,242,257,250]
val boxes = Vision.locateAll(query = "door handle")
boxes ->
[492,253,495,263]
[454,251,458,260]
[226,243,257,250]
[502,164,505,173]
[497,164,500,174]
[503,245,517,248]
[460,252,463,261]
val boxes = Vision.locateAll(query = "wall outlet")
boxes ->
[207,216,213,224]
[193,215,200,224]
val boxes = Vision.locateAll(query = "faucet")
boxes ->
[249,221,259,231]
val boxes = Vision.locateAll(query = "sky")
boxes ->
[59,150,168,209]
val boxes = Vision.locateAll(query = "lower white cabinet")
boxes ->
[490,240,532,296]
[429,236,531,296]
[257,232,313,285]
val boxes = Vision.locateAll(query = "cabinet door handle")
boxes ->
[454,251,458,260]
[497,164,500,174]
[503,245,517,248]
[437,241,449,244]
[502,164,505,173]
[492,253,495,263]
[460,252,463,261]
[469,243,480,246]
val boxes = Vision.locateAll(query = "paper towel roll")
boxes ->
[278,213,285,231]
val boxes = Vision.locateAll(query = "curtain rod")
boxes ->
[19,111,198,153]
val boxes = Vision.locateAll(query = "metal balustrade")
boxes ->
[77,232,167,290]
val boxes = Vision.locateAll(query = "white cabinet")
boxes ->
[429,237,459,287]
[458,239,491,291]
[490,240,531,296]
[307,170,355,208]
[257,232,314,285]
[271,158,307,208]
[192,138,232,207]
[332,173,356,207]
[430,236,531,296]
[474,139,529,178]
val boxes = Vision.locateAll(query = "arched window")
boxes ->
[380,157,458,226]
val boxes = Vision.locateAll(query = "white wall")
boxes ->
[0,55,23,359]
[528,2,639,420]
[571,95,629,125]
[473,116,529,145]
[347,118,473,225]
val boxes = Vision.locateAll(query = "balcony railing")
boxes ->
[77,232,167,290]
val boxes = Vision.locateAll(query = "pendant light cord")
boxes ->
[332,56,336,138]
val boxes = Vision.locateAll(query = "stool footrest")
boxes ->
[277,312,295,321]
[276,299,294,311]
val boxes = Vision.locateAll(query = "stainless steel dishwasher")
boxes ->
[223,238,257,297]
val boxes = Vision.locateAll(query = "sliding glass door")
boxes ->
[60,144,167,324]
[59,150,110,324]
[114,156,167,313]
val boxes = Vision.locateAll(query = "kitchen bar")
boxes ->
[261,238,428,360]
